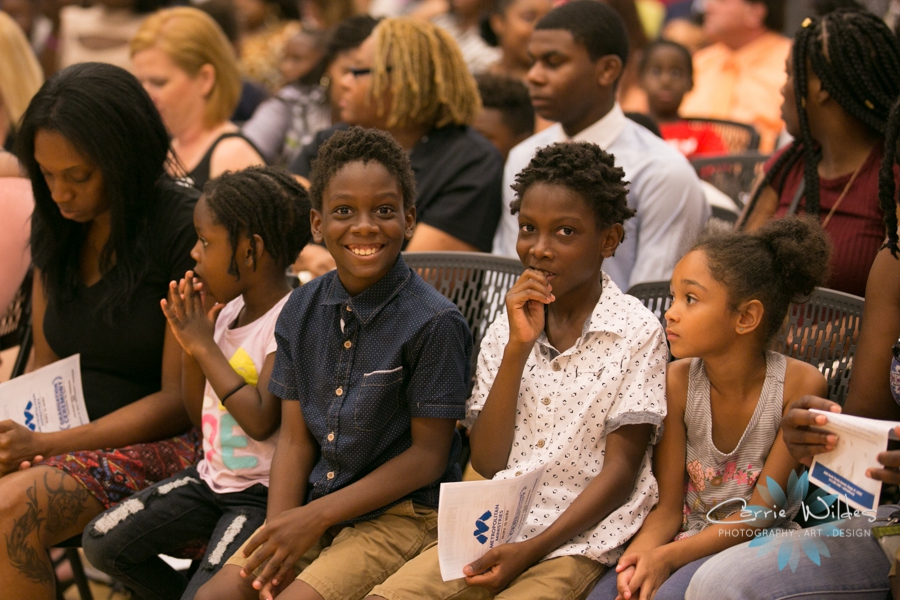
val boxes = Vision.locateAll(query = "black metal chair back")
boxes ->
[0,270,33,378]
[402,252,523,370]
[691,152,769,210]
[683,118,761,153]
[773,288,864,406]
[627,281,864,405]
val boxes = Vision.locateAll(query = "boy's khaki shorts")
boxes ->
[370,542,605,600]
[225,500,437,600]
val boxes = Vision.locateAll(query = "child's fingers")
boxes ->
[183,273,197,316]
[269,560,295,590]
[510,277,552,298]
[208,302,226,322]
[254,549,292,591]
[508,288,554,307]
[166,282,188,321]
[867,467,900,485]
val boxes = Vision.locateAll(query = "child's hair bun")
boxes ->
[692,215,832,342]
[755,216,832,302]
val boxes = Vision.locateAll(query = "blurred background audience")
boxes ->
[130,6,265,191]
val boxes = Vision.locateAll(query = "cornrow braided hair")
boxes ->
[881,97,900,256]
[202,166,312,276]
[510,141,635,233]
[369,17,481,130]
[741,9,900,226]
[309,126,417,212]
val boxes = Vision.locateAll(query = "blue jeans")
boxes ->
[684,505,896,600]
[82,464,268,600]
[587,555,712,600]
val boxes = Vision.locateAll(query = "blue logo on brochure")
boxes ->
[473,511,492,544]
[23,401,36,431]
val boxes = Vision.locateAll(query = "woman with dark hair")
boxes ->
[0,62,201,600]
[739,8,900,298]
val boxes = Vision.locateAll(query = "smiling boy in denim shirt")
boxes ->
[196,127,472,600]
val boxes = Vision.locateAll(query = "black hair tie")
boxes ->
[221,381,247,405]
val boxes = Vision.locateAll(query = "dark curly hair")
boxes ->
[639,39,692,79]
[694,216,832,342]
[202,166,312,276]
[742,9,900,226]
[510,141,634,232]
[475,73,535,138]
[308,126,417,211]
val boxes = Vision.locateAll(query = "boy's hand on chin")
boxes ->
[505,270,555,347]
[463,541,541,594]
[240,504,329,598]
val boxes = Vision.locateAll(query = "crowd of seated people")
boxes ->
[6,0,900,599]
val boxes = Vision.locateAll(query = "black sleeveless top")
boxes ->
[42,180,200,420]
[185,132,262,192]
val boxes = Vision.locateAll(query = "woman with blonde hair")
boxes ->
[131,6,264,191]
[291,16,502,260]
[0,11,43,153]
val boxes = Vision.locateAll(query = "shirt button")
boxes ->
[536,439,546,448]
[327,432,335,442]
[343,340,352,349]
[552,363,561,371]
[515,471,523,477]
[541,397,551,405]
[336,386,343,396]
[327,471,335,480]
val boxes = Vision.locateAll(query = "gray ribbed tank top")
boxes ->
[678,351,799,538]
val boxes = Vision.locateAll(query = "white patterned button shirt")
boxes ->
[464,274,667,565]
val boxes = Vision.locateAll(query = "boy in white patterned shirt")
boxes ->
[366,141,668,600]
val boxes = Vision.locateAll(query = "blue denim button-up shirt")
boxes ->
[269,256,472,521]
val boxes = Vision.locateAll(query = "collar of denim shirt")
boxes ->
[321,254,413,324]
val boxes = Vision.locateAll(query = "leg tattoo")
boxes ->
[44,472,90,535]
[5,484,52,585]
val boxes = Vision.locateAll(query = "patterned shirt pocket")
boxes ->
[354,366,404,432]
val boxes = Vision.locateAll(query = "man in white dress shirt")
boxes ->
[492,0,708,291]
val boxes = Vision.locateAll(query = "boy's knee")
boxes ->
[195,565,247,600]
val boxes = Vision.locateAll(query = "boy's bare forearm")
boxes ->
[267,403,315,520]
[306,418,457,527]
[621,503,685,555]
[468,345,531,477]
[524,425,653,559]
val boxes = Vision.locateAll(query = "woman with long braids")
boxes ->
[740,8,900,297]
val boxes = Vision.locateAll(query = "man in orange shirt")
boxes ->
[680,0,789,152]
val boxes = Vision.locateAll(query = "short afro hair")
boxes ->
[308,126,417,211]
[640,39,693,79]
[535,0,629,66]
[476,73,535,138]
[510,141,634,231]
